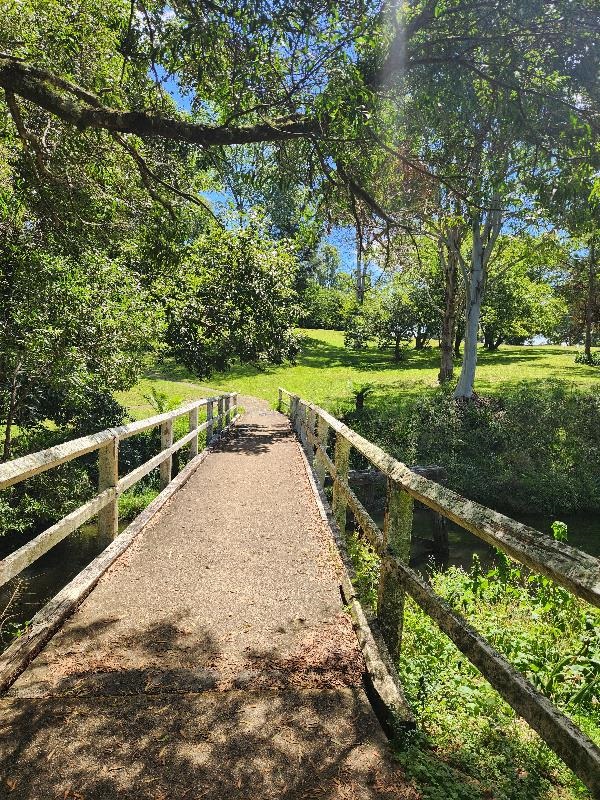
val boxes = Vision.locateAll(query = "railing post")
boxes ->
[159,418,173,489]
[98,437,118,538]
[217,396,224,434]
[278,388,282,412]
[332,432,351,533]
[314,415,330,486]
[296,401,309,450]
[206,399,214,444]
[378,478,413,661]
[225,394,231,426]
[289,394,299,428]
[188,405,199,460]
[305,406,317,462]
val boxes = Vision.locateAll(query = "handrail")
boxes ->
[0,393,238,587]
[1,399,214,489]
[278,388,600,608]
[278,387,600,795]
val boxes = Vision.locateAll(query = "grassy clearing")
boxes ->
[117,329,600,418]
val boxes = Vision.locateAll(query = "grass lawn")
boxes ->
[117,329,600,418]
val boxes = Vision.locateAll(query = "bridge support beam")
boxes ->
[206,399,214,443]
[305,407,317,464]
[378,479,413,662]
[217,397,224,434]
[332,432,350,533]
[314,416,330,487]
[188,406,199,460]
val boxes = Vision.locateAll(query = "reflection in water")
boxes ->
[409,508,600,574]
[0,522,115,650]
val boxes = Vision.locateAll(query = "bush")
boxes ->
[396,554,599,799]
[575,351,600,366]
[352,382,600,514]
[298,282,348,329]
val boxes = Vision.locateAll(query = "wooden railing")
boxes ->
[278,387,600,795]
[0,393,238,589]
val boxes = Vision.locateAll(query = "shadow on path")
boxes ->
[0,614,418,800]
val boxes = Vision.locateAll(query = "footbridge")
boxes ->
[0,391,598,798]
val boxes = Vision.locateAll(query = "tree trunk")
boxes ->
[454,204,502,399]
[585,237,596,361]
[438,228,460,383]
[454,274,483,398]
[394,332,402,361]
[415,326,427,349]
[483,327,494,349]
[455,226,485,399]
[454,323,464,358]
[355,228,366,304]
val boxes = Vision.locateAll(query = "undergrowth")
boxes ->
[344,527,600,799]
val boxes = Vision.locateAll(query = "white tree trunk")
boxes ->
[454,204,501,399]
[454,237,484,398]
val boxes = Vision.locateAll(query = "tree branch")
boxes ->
[0,58,318,146]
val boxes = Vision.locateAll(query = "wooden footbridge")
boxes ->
[0,391,599,798]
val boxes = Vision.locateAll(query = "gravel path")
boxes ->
[0,405,418,799]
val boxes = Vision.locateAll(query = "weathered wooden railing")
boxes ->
[0,393,238,589]
[278,387,600,795]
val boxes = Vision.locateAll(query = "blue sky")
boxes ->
[159,71,358,274]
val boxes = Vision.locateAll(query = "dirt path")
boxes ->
[0,406,418,799]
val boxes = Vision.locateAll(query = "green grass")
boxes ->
[117,329,600,418]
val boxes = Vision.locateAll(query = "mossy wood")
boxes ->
[279,389,600,608]
[280,387,600,794]
[0,395,237,588]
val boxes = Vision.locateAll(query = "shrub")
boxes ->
[352,382,600,514]
[575,351,600,367]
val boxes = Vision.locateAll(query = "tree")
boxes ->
[2,1,597,222]
[535,156,600,361]
[481,241,567,349]
[371,283,413,361]
[552,249,600,351]
[0,228,158,460]
[1,0,599,404]
[158,221,300,377]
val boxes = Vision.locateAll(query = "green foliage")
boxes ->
[354,381,600,515]
[575,351,600,367]
[298,281,349,330]
[0,233,158,456]
[345,528,380,610]
[118,486,159,524]
[159,222,300,378]
[341,516,598,799]
[551,520,569,543]
[396,555,599,799]
[343,263,442,359]
[482,236,568,349]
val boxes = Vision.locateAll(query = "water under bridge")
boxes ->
[0,392,598,798]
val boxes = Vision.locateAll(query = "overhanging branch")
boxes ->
[0,58,318,146]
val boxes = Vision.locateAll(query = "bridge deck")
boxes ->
[0,404,416,799]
